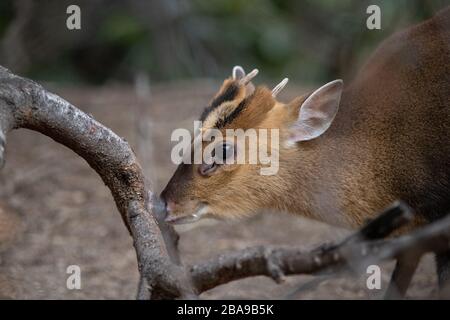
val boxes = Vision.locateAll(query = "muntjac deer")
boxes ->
[161,7,450,297]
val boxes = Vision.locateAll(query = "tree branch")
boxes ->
[190,207,450,294]
[0,65,195,299]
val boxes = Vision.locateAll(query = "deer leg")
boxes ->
[384,254,420,299]
[435,250,450,299]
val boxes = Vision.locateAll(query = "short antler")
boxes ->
[272,78,289,97]
[239,68,259,85]
[232,66,246,80]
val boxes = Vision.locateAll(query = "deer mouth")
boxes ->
[165,203,209,225]
[165,212,201,224]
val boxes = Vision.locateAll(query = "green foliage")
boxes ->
[0,0,447,84]
[98,13,147,45]
[0,1,13,38]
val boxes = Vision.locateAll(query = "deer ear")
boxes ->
[287,80,343,143]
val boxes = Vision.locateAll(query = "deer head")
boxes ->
[160,66,343,224]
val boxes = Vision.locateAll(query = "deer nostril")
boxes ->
[199,163,217,176]
[166,201,176,214]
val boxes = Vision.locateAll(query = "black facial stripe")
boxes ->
[215,97,247,129]
[200,83,239,121]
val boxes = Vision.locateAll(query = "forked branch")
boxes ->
[190,208,450,294]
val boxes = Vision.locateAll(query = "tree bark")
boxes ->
[190,213,450,294]
[0,65,194,299]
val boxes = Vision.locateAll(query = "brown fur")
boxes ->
[161,7,450,229]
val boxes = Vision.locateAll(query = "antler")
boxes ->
[272,78,289,97]
[239,68,259,85]
[231,65,258,98]
[232,66,246,80]
[232,66,288,97]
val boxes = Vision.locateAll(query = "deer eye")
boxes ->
[199,142,234,176]
[215,142,234,163]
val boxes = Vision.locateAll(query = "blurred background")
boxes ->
[0,0,448,85]
[0,0,448,299]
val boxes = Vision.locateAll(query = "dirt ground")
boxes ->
[0,80,438,299]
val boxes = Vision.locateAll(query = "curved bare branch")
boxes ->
[0,65,195,299]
